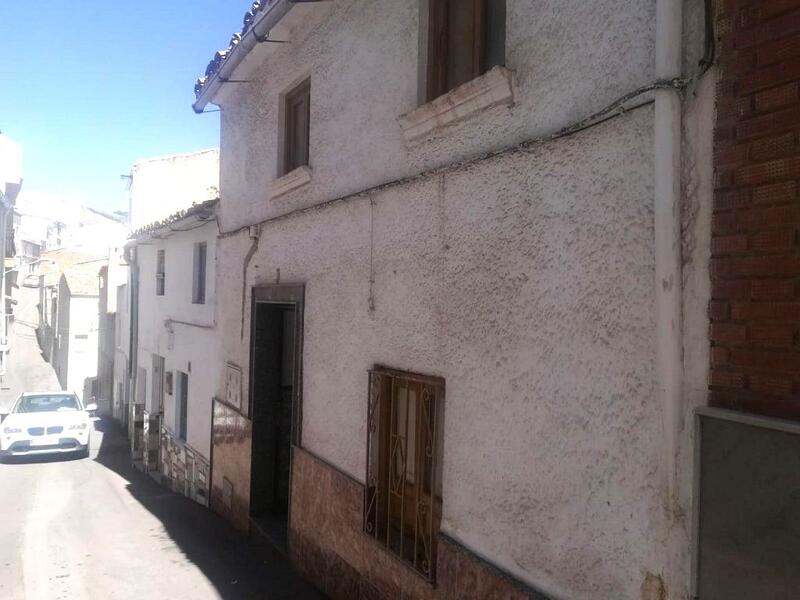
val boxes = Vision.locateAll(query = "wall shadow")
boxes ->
[92,416,325,600]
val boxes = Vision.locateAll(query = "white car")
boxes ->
[22,273,40,288]
[0,392,96,460]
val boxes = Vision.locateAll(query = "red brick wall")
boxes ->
[712,0,800,419]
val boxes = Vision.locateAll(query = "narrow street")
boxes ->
[0,289,323,600]
[0,287,60,413]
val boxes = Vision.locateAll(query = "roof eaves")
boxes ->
[193,0,294,113]
[130,198,219,240]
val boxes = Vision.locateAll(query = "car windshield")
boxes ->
[14,395,81,413]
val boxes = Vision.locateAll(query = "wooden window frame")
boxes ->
[192,242,207,305]
[364,366,444,582]
[426,0,506,102]
[156,249,165,296]
[280,79,311,176]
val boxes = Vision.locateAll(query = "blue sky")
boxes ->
[0,1,243,212]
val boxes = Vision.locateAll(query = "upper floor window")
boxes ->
[192,242,207,305]
[426,0,506,102]
[281,79,311,176]
[364,367,444,582]
[156,250,165,296]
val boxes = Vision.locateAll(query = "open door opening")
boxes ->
[249,299,300,550]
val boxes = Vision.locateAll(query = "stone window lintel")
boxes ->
[399,66,514,143]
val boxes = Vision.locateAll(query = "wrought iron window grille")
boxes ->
[364,366,444,582]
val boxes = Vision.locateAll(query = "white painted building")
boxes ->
[52,266,103,399]
[127,149,220,232]
[97,247,128,416]
[126,150,220,504]
[193,1,715,599]
[0,134,23,375]
[14,192,127,255]
[113,282,130,426]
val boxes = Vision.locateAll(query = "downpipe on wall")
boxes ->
[654,0,684,594]
[240,224,261,339]
[655,0,683,508]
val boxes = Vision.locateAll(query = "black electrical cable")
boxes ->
[217,2,717,239]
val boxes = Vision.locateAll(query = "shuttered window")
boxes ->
[177,371,188,442]
[282,79,311,175]
[427,0,506,102]
[192,242,207,305]
[156,249,165,296]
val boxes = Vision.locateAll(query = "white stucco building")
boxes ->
[97,248,128,417]
[0,134,23,375]
[112,282,131,426]
[126,150,220,504]
[192,1,715,599]
[14,191,127,255]
[52,266,103,399]
[127,149,220,232]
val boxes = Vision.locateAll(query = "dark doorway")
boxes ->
[249,285,303,551]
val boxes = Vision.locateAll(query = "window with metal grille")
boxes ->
[156,249,165,296]
[192,242,207,304]
[364,367,444,581]
[427,0,506,102]
[281,79,311,175]
[176,371,188,442]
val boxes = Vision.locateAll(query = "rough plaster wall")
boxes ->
[135,222,220,458]
[215,109,665,599]
[216,0,656,232]
[159,326,218,459]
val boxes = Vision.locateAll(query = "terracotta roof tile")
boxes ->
[194,1,280,101]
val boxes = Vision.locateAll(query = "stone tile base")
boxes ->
[130,403,144,461]
[209,399,253,533]
[289,447,547,600]
[159,426,210,507]
[142,411,160,473]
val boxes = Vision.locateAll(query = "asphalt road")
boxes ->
[0,286,61,413]
[0,288,323,600]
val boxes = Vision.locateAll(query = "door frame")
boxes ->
[248,283,305,529]
[151,354,166,471]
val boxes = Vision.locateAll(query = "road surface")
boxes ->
[0,288,323,600]
[0,286,61,413]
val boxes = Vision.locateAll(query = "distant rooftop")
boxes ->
[63,264,103,297]
[131,198,219,239]
[41,249,105,287]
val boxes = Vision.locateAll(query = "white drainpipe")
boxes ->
[654,0,683,508]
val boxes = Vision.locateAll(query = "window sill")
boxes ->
[271,166,312,199]
[398,66,514,143]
